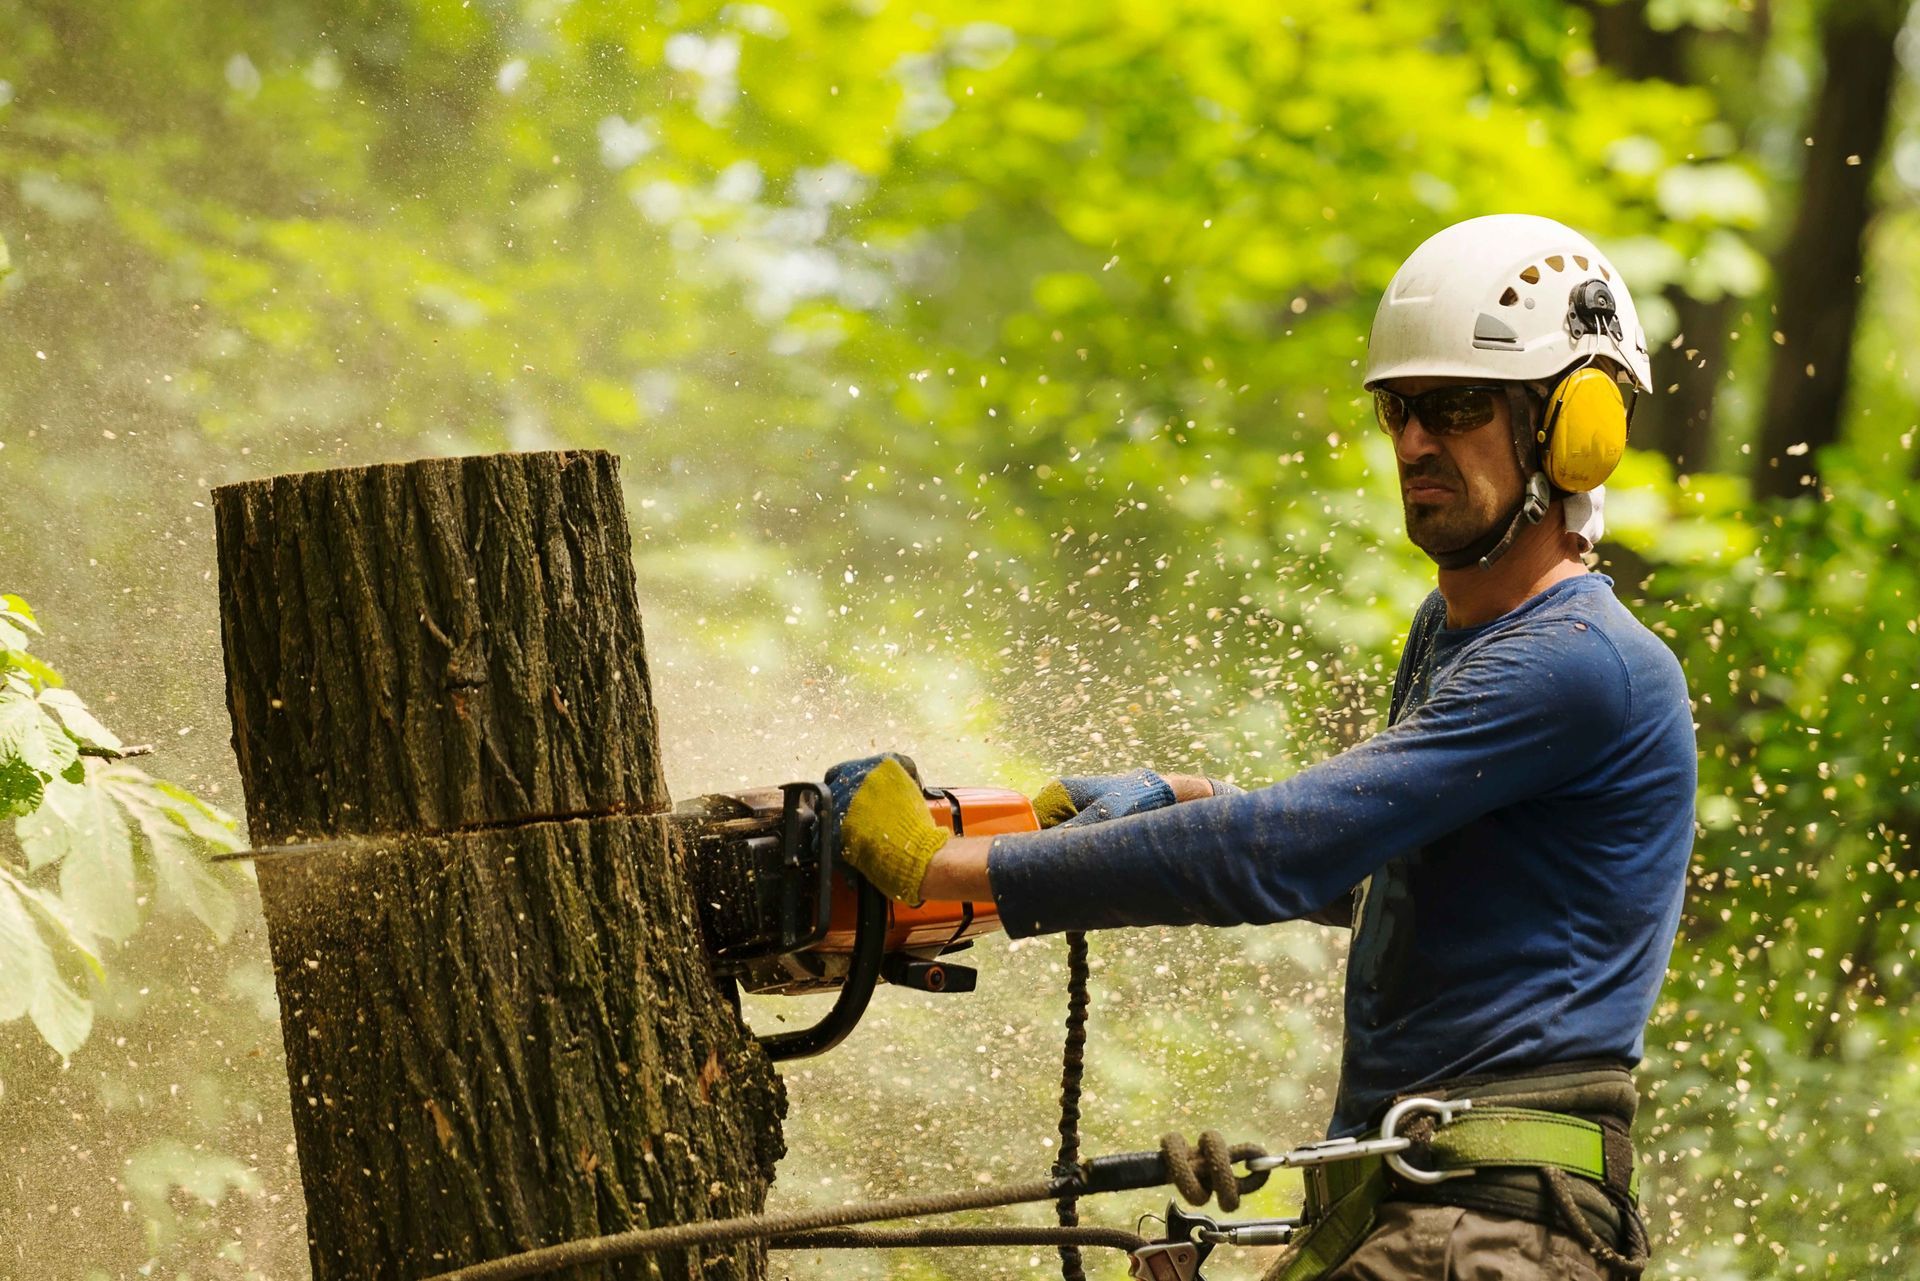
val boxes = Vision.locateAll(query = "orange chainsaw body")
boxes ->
[817,786,1031,953]
[678,773,1036,1057]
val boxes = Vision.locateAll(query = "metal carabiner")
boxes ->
[1127,1203,1302,1281]
[1195,1218,1301,1248]
[1245,1132,1412,1173]
[1378,1096,1476,1185]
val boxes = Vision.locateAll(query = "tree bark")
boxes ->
[214,450,785,1279]
[1754,0,1906,500]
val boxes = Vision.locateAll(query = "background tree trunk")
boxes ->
[1754,0,1906,499]
[214,450,785,1279]
[1575,0,1752,473]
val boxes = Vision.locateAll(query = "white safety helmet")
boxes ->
[1366,214,1648,561]
[1365,214,1651,392]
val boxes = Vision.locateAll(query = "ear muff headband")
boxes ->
[1539,366,1629,493]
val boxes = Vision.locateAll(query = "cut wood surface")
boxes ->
[215,451,785,1279]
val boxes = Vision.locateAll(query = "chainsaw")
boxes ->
[674,758,1035,1059]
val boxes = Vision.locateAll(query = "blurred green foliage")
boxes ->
[1,0,1917,1276]
[1,594,245,1055]
[1632,463,1920,1277]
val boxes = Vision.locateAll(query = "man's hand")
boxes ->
[1031,769,1180,829]
[825,753,950,905]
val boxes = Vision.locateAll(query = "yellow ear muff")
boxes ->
[1539,367,1628,493]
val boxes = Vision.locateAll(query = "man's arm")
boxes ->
[981,632,1629,938]
[1163,773,1219,803]
[919,833,994,902]
[920,773,1218,902]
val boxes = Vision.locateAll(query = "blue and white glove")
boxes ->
[1031,769,1178,829]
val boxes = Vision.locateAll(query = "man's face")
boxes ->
[1378,376,1526,557]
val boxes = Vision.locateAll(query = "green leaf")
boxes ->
[0,872,47,1021]
[0,594,38,633]
[0,844,108,1055]
[17,881,105,984]
[0,754,45,820]
[28,965,93,1056]
[0,864,94,1055]
[144,778,243,852]
[125,1140,263,1225]
[3,651,61,689]
[20,776,140,943]
[0,685,78,779]
[0,616,27,653]
[39,687,123,753]
[103,769,238,941]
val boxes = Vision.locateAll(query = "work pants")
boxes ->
[1321,1201,1606,1280]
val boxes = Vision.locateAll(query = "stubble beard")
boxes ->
[1402,464,1509,557]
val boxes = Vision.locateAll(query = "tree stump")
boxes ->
[214,451,785,1279]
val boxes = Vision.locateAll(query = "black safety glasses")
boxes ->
[1371,384,1507,438]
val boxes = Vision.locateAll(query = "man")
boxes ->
[830,215,1696,1278]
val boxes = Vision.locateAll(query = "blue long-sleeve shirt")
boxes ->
[987,573,1695,1136]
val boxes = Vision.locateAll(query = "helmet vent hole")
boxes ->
[1545,255,1565,272]
[1519,265,1541,285]
[1499,287,1520,306]
[1573,255,1590,270]
[1599,263,1611,281]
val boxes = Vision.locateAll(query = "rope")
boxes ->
[426,1129,1271,1281]
[772,1225,1147,1252]
[428,1178,1059,1281]
[1158,1131,1250,1213]
[1540,1166,1649,1279]
[1053,930,1092,1281]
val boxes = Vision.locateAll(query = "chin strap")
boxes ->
[1429,472,1551,571]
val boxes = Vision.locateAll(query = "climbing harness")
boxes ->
[1255,1095,1649,1281]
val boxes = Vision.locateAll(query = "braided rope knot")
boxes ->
[1157,1131,1266,1213]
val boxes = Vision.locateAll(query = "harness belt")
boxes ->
[1265,1099,1643,1281]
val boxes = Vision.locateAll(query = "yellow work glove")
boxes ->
[1032,778,1082,829]
[825,753,950,905]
